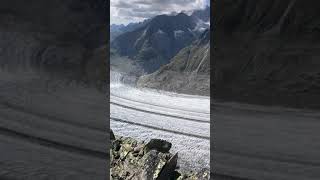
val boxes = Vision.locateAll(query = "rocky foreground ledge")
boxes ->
[110,130,210,180]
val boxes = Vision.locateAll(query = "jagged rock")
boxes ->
[112,140,121,151]
[158,153,179,180]
[140,150,170,180]
[110,130,115,140]
[134,144,145,154]
[110,130,210,180]
[144,139,172,154]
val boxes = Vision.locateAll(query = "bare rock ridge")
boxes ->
[0,0,107,85]
[213,0,320,109]
[138,29,210,96]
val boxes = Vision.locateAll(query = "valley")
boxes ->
[110,6,210,96]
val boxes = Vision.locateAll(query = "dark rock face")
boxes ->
[111,13,198,73]
[110,129,115,140]
[110,133,210,180]
[157,153,179,180]
[145,139,172,153]
[0,0,107,84]
[213,0,320,109]
[138,30,210,96]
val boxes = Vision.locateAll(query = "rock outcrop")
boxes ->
[110,131,210,180]
[138,30,210,96]
[213,0,320,109]
[0,0,107,86]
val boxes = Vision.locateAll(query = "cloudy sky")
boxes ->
[111,0,210,25]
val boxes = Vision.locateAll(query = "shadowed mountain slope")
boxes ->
[213,0,320,109]
[0,0,107,85]
[110,19,150,41]
[138,29,210,96]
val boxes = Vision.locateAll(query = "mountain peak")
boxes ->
[177,12,189,17]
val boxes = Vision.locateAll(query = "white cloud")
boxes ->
[110,0,208,25]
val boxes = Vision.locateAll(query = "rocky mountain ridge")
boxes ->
[110,19,151,41]
[137,29,210,96]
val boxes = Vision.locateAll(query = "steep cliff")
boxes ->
[0,0,107,85]
[138,30,210,96]
[213,0,320,109]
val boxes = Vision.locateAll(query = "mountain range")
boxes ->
[110,6,210,41]
[111,7,210,73]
